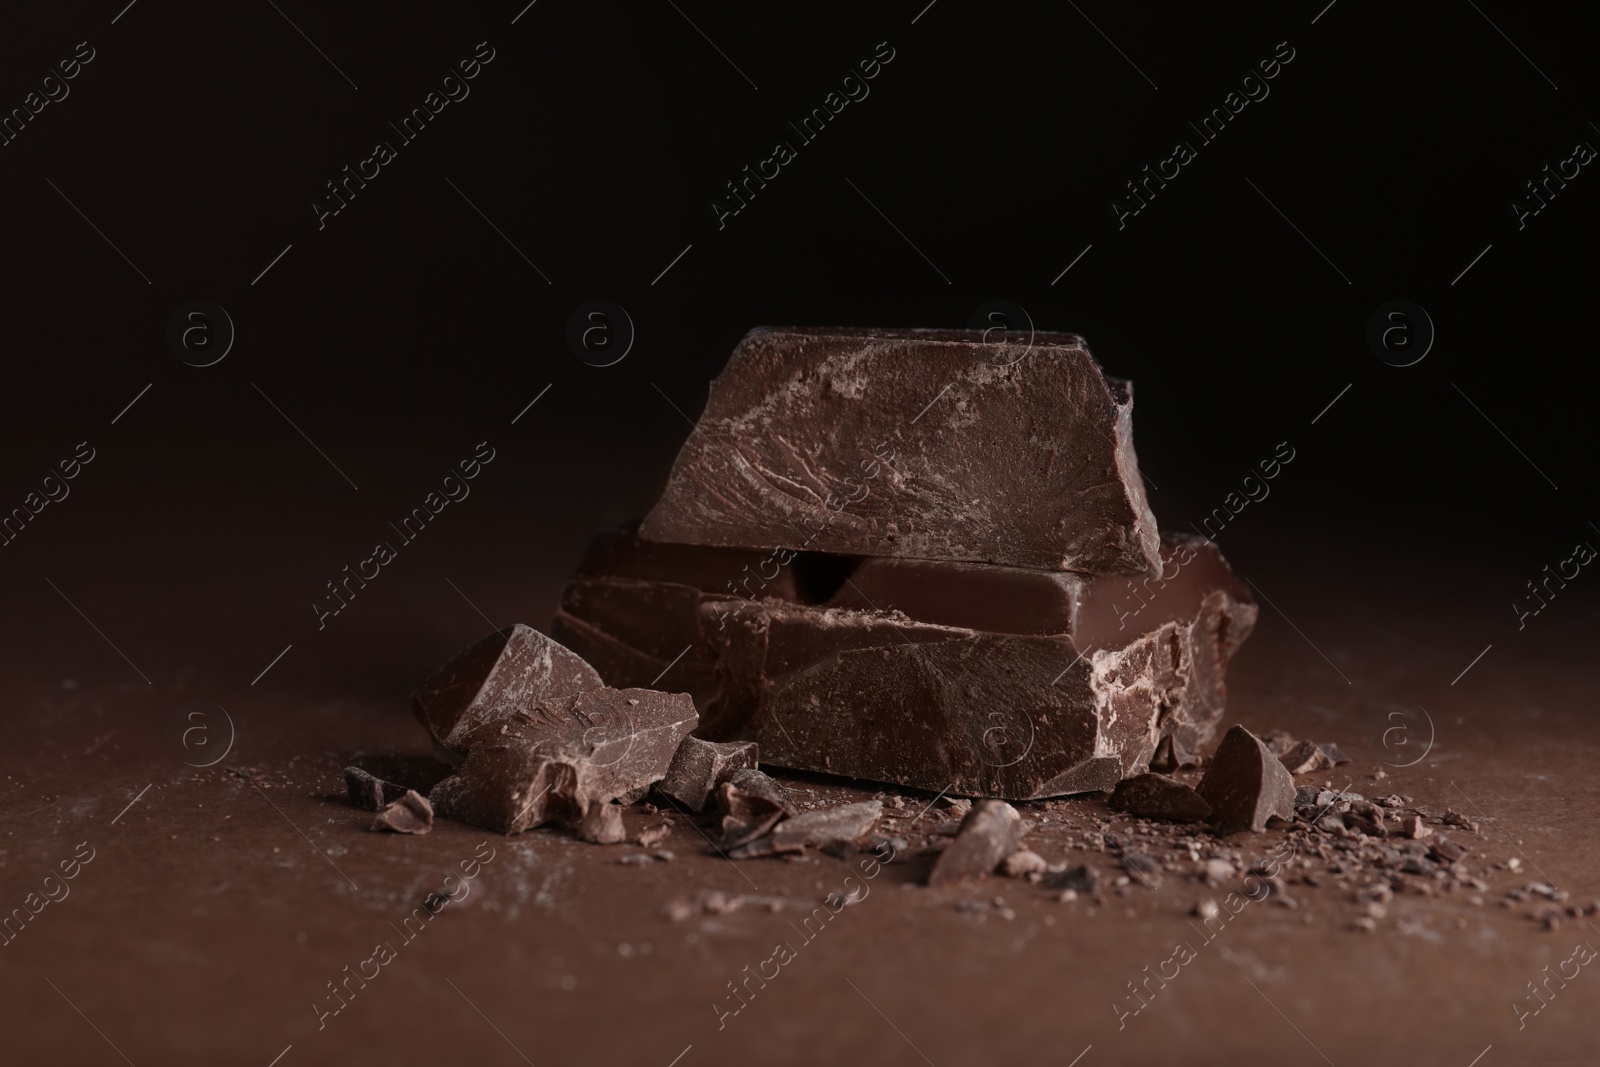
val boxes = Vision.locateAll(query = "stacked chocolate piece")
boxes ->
[554,327,1258,800]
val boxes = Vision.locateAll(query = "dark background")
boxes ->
[0,0,1593,701]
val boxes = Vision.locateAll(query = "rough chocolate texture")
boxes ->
[655,736,759,812]
[370,790,432,834]
[345,766,409,811]
[769,800,883,850]
[428,687,697,835]
[638,327,1162,574]
[556,529,1255,798]
[412,624,604,763]
[1108,773,1212,822]
[713,768,794,849]
[928,800,1028,886]
[1196,725,1297,834]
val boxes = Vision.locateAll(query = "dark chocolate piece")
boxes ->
[1108,773,1212,822]
[769,800,883,850]
[1148,734,1199,774]
[639,327,1162,575]
[655,737,759,812]
[1430,838,1468,863]
[558,530,1254,798]
[1195,725,1296,835]
[412,624,604,763]
[428,687,697,835]
[345,766,410,811]
[927,800,1028,886]
[713,769,795,849]
[370,790,432,834]
[1278,740,1333,776]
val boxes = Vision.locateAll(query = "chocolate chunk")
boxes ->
[1430,838,1468,863]
[345,766,410,811]
[370,790,432,834]
[769,800,883,851]
[560,530,1255,799]
[637,822,670,849]
[928,800,1028,886]
[428,687,697,834]
[1442,810,1479,832]
[1195,725,1297,835]
[577,800,626,844]
[413,624,604,763]
[1108,773,1212,822]
[639,327,1163,575]
[654,737,759,812]
[713,769,795,849]
[1278,740,1333,776]
[1317,742,1351,765]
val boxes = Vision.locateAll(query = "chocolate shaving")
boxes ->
[345,766,410,812]
[370,790,432,835]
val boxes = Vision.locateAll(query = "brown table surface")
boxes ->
[4,528,1596,1067]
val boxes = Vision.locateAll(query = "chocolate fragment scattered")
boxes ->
[370,790,432,835]
[1442,809,1479,833]
[345,766,410,811]
[1317,742,1351,765]
[413,624,604,764]
[428,685,697,835]
[928,800,1028,887]
[1278,740,1333,776]
[1430,838,1468,864]
[655,737,759,812]
[639,327,1163,575]
[1108,773,1211,822]
[713,769,795,850]
[637,823,670,849]
[769,800,883,851]
[1195,725,1297,835]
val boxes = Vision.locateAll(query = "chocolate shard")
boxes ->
[1148,734,1199,774]
[345,766,410,811]
[655,737,760,812]
[370,790,433,834]
[769,800,883,851]
[427,687,697,835]
[928,800,1028,886]
[1195,725,1297,835]
[1317,742,1351,765]
[639,327,1162,575]
[1108,773,1212,822]
[713,769,795,849]
[557,529,1255,799]
[1278,740,1333,776]
[412,624,604,764]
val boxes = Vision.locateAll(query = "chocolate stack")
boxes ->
[554,327,1257,800]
